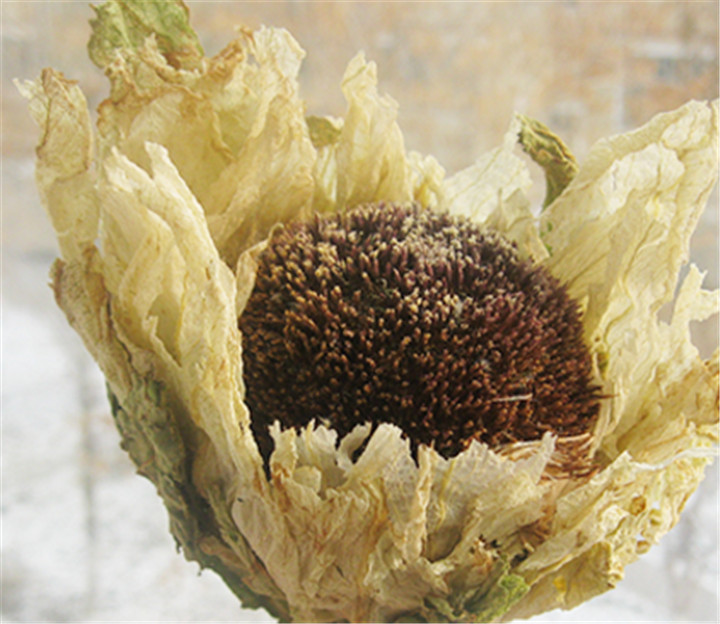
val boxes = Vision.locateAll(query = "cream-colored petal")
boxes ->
[496,102,720,619]
[504,445,714,620]
[95,25,317,268]
[440,116,546,260]
[542,101,717,328]
[206,89,316,266]
[483,188,549,262]
[97,36,234,206]
[231,423,566,622]
[600,264,719,460]
[334,53,412,209]
[407,150,446,211]
[539,101,718,449]
[205,28,317,265]
[98,144,259,479]
[441,115,532,224]
[16,70,97,261]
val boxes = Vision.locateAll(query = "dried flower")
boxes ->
[19,1,718,622]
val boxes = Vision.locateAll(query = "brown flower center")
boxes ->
[239,203,599,461]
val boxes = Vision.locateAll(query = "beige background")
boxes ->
[2,1,718,622]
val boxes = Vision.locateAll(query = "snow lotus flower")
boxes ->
[19,1,718,621]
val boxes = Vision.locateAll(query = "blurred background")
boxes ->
[2,1,718,622]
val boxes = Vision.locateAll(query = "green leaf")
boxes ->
[88,0,203,70]
[516,113,578,210]
[471,573,529,622]
[418,559,529,623]
[306,115,342,149]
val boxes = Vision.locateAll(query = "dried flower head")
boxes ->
[18,1,718,622]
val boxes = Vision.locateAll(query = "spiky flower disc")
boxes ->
[241,203,599,460]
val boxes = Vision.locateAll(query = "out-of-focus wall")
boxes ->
[2,2,718,622]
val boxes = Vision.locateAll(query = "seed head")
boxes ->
[240,203,599,461]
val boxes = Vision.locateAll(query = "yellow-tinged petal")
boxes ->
[603,264,719,460]
[94,25,317,268]
[407,150,446,211]
[204,27,316,266]
[96,35,234,201]
[538,101,718,450]
[334,53,412,208]
[542,100,717,328]
[441,116,547,261]
[16,70,97,261]
[232,423,554,622]
[504,447,714,620]
[442,115,532,224]
[97,144,260,479]
[307,65,445,215]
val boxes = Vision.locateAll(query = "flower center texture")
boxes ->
[240,203,599,460]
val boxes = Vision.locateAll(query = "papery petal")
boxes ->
[496,101,720,618]
[205,28,317,266]
[16,70,97,261]
[335,54,412,208]
[442,115,532,224]
[96,36,234,205]
[231,424,568,622]
[539,101,718,452]
[97,143,258,476]
[504,447,714,620]
[441,116,546,260]
[541,101,717,332]
[93,19,317,267]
